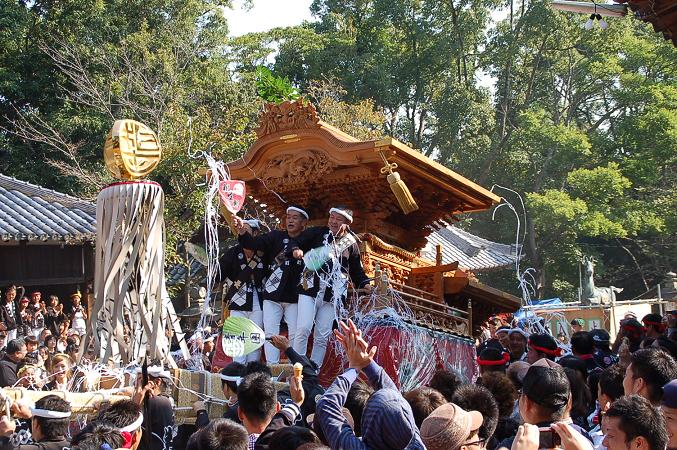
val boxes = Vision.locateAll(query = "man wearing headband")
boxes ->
[233,206,309,364]
[287,206,372,367]
[97,400,144,450]
[507,329,528,363]
[219,218,267,364]
[526,333,562,364]
[131,365,174,450]
[5,395,72,450]
[642,313,667,339]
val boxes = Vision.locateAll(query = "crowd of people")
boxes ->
[0,285,89,389]
[0,308,674,450]
[0,206,674,450]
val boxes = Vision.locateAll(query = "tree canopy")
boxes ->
[1,0,674,300]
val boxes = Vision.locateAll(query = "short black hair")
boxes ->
[522,365,570,421]
[97,399,142,429]
[237,372,277,423]
[557,355,587,381]
[606,395,668,450]
[244,361,272,377]
[452,384,499,442]
[268,426,320,450]
[33,395,71,439]
[24,336,38,346]
[197,419,248,450]
[570,331,594,355]
[478,372,517,419]
[296,444,330,450]
[6,338,26,354]
[220,362,245,391]
[654,336,677,359]
[429,369,463,402]
[71,422,124,450]
[344,381,373,436]
[186,428,202,450]
[629,347,677,403]
[598,364,625,401]
[404,387,447,428]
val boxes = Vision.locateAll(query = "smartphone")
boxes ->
[538,427,561,449]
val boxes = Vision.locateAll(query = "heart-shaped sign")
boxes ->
[219,180,246,213]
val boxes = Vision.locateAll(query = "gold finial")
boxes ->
[104,120,161,180]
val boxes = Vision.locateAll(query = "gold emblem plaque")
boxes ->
[104,120,161,180]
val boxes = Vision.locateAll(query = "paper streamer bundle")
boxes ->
[85,181,187,366]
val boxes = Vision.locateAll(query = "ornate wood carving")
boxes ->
[255,99,320,138]
[260,150,335,189]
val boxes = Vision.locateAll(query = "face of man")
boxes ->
[623,363,639,396]
[509,333,527,355]
[527,346,542,364]
[602,417,629,450]
[32,294,41,303]
[5,289,16,303]
[327,211,349,235]
[572,324,583,333]
[497,331,510,349]
[663,406,677,450]
[286,211,307,236]
[11,345,27,363]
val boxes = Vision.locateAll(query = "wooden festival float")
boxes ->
[224,99,521,386]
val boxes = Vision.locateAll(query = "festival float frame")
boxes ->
[222,99,521,386]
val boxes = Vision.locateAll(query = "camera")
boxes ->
[538,427,561,449]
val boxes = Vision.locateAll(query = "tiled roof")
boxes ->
[166,259,205,286]
[0,173,96,242]
[422,223,519,271]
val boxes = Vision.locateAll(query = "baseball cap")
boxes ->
[589,329,610,343]
[421,403,483,450]
[662,379,677,409]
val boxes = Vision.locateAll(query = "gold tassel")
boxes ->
[379,151,419,214]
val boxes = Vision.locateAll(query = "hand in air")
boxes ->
[270,335,290,351]
[510,424,539,450]
[292,249,304,259]
[334,319,376,371]
[232,216,246,235]
[552,422,594,450]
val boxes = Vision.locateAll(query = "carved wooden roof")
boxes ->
[227,100,501,251]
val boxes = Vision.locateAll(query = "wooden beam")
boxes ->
[410,262,459,275]
[0,276,87,286]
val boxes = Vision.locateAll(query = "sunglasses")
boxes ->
[464,439,486,447]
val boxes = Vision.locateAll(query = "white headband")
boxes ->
[219,374,242,385]
[286,207,309,220]
[30,408,71,419]
[329,207,353,223]
[137,366,172,380]
[509,328,529,339]
[119,413,144,433]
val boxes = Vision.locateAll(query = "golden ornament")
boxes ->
[104,120,161,179]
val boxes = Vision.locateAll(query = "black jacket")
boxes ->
[238,230,304,304]
[0,354,19,387]
[218,244,267,312]
[291,226,369,301]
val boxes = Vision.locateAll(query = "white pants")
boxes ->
[231,295,263,364]
[262,300,298,363]
[294,294,335,367]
